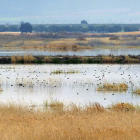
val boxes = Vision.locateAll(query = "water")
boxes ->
[0,49,140,56]
[0,64,140,107]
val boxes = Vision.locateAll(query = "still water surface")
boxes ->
[0,64,140,107]
[0,49,140,56]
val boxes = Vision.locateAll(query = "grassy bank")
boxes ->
[0,55,139,64]
[0,102,140,140]
[2,32,140,51]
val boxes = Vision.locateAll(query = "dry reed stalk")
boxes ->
[16,55,22,61]
[133,89,140,95]
[97,83,128,91]
[0,103,140,140]
[11,55,16,63]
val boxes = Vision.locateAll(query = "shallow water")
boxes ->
[1,49,140,56]
[0,64,140,107]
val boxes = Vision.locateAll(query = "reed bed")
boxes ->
[11,55,16,63]
[133,89,140,95]
[11,54,36,63]
[20,44,92,50]
[0,102,140,140]
[111,103,135,112]
[51,69,80,74]
[124,55,139,63]
[97,83,128,91]
[45,99,64,111]
[102,56,117,63]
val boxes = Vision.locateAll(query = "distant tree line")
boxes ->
[33,25,139,33]
[0,25,19,32]
[123,26,139,32]
[33,25,123,33]
[0,23,139,33]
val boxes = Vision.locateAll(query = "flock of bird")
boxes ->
[0,64,139,91]
[0,64,139,106]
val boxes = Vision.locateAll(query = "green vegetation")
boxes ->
[0,23,140,33]
[5,55,140,64]
[20,22,32,33]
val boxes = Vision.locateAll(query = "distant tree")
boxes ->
[20,22,33,33]
[81,20,88,24]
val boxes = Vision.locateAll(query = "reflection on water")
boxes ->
[1,49,140,56]
[0,64,140,107]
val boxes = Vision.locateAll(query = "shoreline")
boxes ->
[0,55,140,64]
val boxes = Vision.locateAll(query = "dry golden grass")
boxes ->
[11,55,36,63]
[0,32,20,35]
[110,31,140,36]
[11,55,17,63]
[16,55,22,62]
[124,56,139,63]
[21,43,92,51]
[111,103,135,112]
[0,103,140,140]
[2,33,140,51]
[102,56,117,63]
[23,55,36,63]
[133,89,140,95]
[48,38,88,45]
[43,56,51,62]
[97,83,128,91]
[1,31,140,36]
[45,99,64,112]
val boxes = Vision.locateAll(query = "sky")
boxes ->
[0,0,140,24]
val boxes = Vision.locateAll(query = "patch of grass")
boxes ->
[102,56,117,63]
[49,100,64,108]
[23,55,36,63]
[11,55,16,63]
[11,55,36,63]
[51,69,80,74]
[45,99,64,112]
[20,43,92,51]
[97,83,128,91]
[124,55,139,63]
[0,102,140,139]
[85,103,105,113]
[111,103,135,112]
[133,89,140,95]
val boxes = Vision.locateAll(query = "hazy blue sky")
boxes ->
[0,0,140,24]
